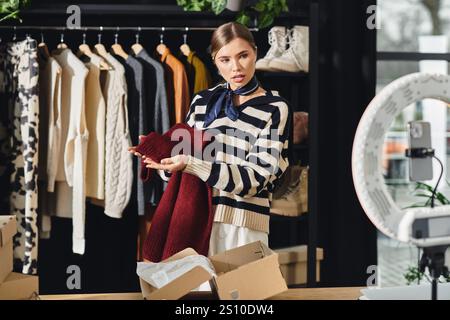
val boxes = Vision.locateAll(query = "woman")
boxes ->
[130,22,291,256]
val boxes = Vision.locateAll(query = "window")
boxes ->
[377,0,450,287]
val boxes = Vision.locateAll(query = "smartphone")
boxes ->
[407,121,433,181]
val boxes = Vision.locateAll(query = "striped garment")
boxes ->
[158,84,291,233]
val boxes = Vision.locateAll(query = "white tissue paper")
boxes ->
[137,255,217,289]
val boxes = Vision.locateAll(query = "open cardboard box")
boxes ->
[0,272,39,300]
[0,215,17,285]
[139,241,288,300]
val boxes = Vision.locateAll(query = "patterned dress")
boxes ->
[2,39,40,275]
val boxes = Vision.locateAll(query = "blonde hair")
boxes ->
[210,22,257,60]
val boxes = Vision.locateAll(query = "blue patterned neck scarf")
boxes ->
[203,75,259,128]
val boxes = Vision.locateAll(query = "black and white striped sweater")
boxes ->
[159,84,291,233]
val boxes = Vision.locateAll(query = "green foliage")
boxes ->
[404,266,425,285]
[211,0,227,15]
[176,0,289,29]
[404,265,450,285]
[0,0,30,22]
[403,181,450,209]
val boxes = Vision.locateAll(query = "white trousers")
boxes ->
[197,222,269,292]
[208,222,269,256]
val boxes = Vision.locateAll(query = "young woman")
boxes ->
[130,22,291,255]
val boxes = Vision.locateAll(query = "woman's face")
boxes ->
[214,37,257,90]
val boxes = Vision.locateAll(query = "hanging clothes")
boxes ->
[98,52,133,219]
[133,48,170,207]
[37,46,62,240]
[179,52,195,101]
[134,49,170,138]
[83,53,106,201]
[186,51,212,97]
[51,48,89,255]
[5,39,40,275]
[113,54,148,217]
[0,44,11,214]
[158,47,190,125]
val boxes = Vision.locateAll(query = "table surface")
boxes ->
[40,287,364,300]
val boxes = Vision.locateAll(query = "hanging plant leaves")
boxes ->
[258,12,274,29]
[211,0,226,15]
[0,0,31,22]
[236,11,251,26]
[176,0,290,29]
[254,1,265,12]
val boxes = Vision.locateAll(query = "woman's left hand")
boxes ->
[143,155,188,172]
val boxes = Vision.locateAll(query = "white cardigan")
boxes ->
[52,48,89,255]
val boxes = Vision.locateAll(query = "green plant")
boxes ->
[404,264,450,285]
[403,181,450,209]
[404,265,425,285]
[176,0,289,29]
[237,0,289,29]
[176,0,227,14]
[0,0,30,22]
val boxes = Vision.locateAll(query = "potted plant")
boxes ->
[176,0,289,29]
[0,0,31,22]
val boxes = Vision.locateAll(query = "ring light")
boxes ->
[352,72,450,248]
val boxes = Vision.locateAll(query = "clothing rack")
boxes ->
[0,4,320,289]
[0,26,259,32]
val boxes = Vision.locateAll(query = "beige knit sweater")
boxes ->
[84,54,106,200]
[99,52,133,218]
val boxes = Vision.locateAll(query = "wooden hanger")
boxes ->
[180,43,191,57]
[78,33,111,70]
[156,29,168,56]
[180,30,191,57]
[56,32,68,50]
[93,27,110,62]
[111,30,128,59]
[156,43,167,56]
[38,33,50,59]
[93,43,108,58]
[131,28,144,55]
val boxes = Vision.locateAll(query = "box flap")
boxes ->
[214,253,287,300]
[140,265,213,300]
[139,247,213,300]
[0,216,17,247]
[209,241,269,273]
[275,246,324,264]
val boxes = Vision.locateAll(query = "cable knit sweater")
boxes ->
[100,53,133,218]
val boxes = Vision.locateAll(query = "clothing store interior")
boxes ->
[1,0,449,301]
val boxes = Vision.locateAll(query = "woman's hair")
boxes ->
[210,22,257,60]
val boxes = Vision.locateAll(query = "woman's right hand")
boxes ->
[128,135,146,158]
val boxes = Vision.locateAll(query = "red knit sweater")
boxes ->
[136,123,214,262]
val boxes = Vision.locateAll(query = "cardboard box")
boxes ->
[275,245,324,285]
[0,216,16,285]
[139,241,288,300]
[0,272,39,300]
